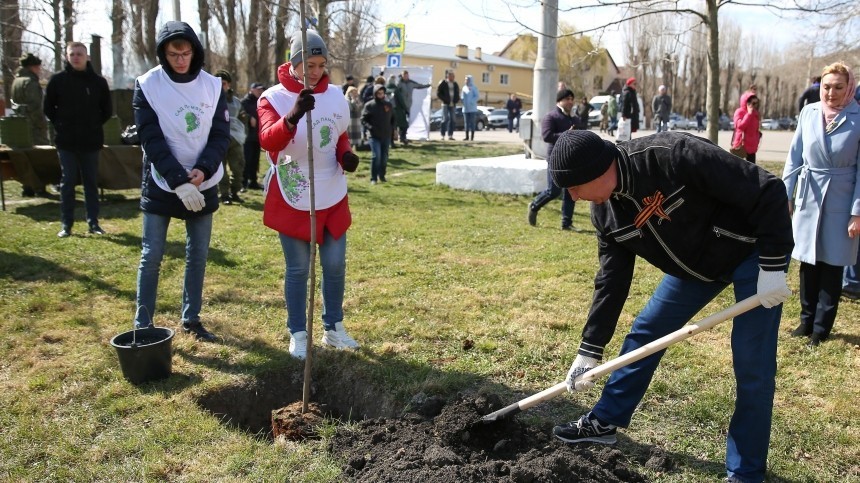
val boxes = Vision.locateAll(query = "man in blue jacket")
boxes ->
[549,130,793,483]
[131,21,230,341]
[44,42,112,237]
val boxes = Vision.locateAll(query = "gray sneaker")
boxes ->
[553,411,617,444]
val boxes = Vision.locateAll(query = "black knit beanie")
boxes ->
[548,130,618,187]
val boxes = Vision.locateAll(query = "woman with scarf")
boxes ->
[783,61,860,346]
[257,30,361,359]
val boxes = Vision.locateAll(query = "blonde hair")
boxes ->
[821,61,850,79]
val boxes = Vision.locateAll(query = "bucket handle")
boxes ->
[132,305,153,347]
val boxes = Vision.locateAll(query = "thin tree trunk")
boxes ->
[62,0,73,45]
[274,0,289,75]
[1,0,24,104]
[111,0,125,87]
[705,0,720,143]
[52,0,62,70]
[198,0,210,61]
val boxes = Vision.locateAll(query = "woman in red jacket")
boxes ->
[257,30,360,359]
[732,93,762,163]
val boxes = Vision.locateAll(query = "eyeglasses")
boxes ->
[166,51,193,61]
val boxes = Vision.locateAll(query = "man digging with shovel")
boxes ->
[549,131,793,483]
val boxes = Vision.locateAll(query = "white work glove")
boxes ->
[565,354,600,392]
[756,268,791,308]
[175,183,205,212]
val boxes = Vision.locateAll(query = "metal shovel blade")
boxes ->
[479,295,763,424]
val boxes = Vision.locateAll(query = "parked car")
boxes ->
[761,118,780,130]
[777,116,798,131]
[587,95,612,127]
[667,113,690,130]
[487,108,514,130]
[429,107,488,131]
[477,106,494,118]
[706,114,732,131]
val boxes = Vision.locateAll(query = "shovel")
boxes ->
[480,294,763,424]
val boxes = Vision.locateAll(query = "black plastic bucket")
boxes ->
[110,327,175,384]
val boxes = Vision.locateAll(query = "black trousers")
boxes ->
[798,261,844,338]
[243,139,261,186]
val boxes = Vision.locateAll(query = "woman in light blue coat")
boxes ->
[783,61,860,346]
[461,74,480,141]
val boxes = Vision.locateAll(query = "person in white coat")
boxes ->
[783,61,860,346]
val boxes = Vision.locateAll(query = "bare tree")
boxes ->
[273,0,289,79]
[110,0,123,86]
[1,0,24,103]
[127,0,158,71]
[210,0,238,76]
[197,0,210,61]
[326,0,379,78]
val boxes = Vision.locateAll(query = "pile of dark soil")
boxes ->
[328,392,650,482]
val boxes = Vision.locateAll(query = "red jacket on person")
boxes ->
[258,63,354,243]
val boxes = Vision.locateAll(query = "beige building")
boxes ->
[361,42,534,110]
[497,34,622,98]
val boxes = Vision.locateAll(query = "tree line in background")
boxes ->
[1,0,857,132]
[0,0,381,101]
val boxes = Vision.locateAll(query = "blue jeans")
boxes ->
[844,249,860,293]
[464,112,477,134]
[441,105,456,137]
[592,253,780,483]
[278,231,346,334]
[134,212,213,328]
[368,137,389,182]
[655,118,668,133]
[530,167,575,227]
[57,149,100,228]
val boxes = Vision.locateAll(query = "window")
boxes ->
[500,74,509,85]
[482,72,490,83]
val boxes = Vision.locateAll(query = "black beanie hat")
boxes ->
[556,88,574,102]
[548,130,618,187]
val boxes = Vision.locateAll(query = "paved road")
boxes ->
[468,126,796,164]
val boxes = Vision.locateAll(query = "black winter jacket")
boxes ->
[541,106,579,158]
[360,97,394,141]
[620,85,640,132]
[44,62,112,151]
[579,132,793,358]
[436,79,460,106]
[133,21,230,219]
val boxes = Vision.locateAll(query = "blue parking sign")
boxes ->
[386,54,401,68]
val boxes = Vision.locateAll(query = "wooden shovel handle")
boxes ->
[513,295,763,413]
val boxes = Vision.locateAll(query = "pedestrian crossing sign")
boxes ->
[384,23,405,53]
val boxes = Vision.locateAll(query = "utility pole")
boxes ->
[531,0,558,160]
[173,0,181,21]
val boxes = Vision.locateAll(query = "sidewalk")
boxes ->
[467,127,794,164]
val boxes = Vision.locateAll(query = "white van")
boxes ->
[589,94,645,128]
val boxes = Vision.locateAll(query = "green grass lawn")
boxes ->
[1,142,858,482]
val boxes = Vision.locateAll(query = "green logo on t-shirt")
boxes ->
[319,125,332,148]
[185,112,200,132]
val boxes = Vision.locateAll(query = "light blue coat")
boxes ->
[461,76,479,113]
[783,100,860,266]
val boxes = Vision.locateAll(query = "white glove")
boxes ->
[565,354,600,392]
[756,268,791,308]
[175,183,205,212]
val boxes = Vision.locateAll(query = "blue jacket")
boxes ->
[133,21,230,219]
[783,100,860,266]
[461,76,479,113]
